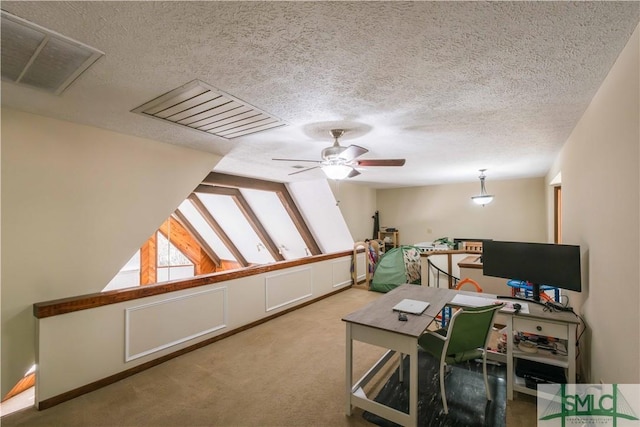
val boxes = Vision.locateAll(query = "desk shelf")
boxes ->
[513,375,537,397]
[512,367,570,397]
[512,348,569,369]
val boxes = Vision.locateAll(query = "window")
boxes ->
[104,173,322,290]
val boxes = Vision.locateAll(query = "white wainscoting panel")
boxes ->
[125,287,227,361]
[332,258,353,288]
[265,267,312,312]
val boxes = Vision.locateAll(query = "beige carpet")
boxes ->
[1,286,536,426]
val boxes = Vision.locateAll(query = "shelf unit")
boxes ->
[378,230,399,251]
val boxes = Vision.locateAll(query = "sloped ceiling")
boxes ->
[1,1,638,188]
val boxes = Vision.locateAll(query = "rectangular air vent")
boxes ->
[132,80,287,139]
[1,10,104,95]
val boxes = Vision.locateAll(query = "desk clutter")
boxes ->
[514,332,568,356]
[450,294,530,314]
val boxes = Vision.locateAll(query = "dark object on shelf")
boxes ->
[385,227,397,232]
[372,210,380,240]
[516,359,566,389]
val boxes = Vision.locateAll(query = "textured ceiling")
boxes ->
[2,2,638,188]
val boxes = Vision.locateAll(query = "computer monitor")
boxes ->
[482,240,581,302]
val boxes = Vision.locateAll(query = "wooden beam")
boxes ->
[231,190,285,261]
[194,185,284,262]
[172,211,221,268]
[201,172,285,192]
[187,194,249,267]
[159,217,217,275]
[276,186,322,255]
[140,233,157,285]
[198,174,321,255]
[197,249,218,275]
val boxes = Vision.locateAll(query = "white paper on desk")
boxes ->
[450,294,529,314]
[451,294,494,307]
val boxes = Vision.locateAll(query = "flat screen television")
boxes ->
[482,240,581,302]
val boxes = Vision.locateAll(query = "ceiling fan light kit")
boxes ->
[471,169,494,206]
[273,129,406,180]
[322,164,352,180]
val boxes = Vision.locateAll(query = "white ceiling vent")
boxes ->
[1,10,104,95]
[132,80,287,139]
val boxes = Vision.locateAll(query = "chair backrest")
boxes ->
[443,303,504,355]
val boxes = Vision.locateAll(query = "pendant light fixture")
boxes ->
[471,169,494,206]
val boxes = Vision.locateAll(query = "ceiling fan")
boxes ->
[273,129,406,180]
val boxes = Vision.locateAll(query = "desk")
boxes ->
[343,285,452,427]
[343,284,580,425]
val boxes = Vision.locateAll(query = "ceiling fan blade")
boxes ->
[288,166,321,176]
[356,159,406,167]
[347,168,361,178]
[273,158,321,163]
[339,145,368,162]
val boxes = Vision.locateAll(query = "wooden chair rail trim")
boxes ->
[33,250,352,319]
[457,255,484,269]
[36,285,350,410]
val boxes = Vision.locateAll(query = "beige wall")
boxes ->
[330,181,378,242]
[547,25,639,384]
[1,109,221,396]
[376,178,547,246]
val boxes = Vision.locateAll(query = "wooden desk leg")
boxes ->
[345,323,353,416]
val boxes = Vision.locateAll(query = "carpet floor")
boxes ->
[363,350,506,427]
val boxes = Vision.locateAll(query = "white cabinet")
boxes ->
[506,308,578,399]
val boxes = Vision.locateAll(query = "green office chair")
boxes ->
[418,303,504,414]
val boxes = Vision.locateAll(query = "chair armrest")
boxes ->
[426,330,447,341]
